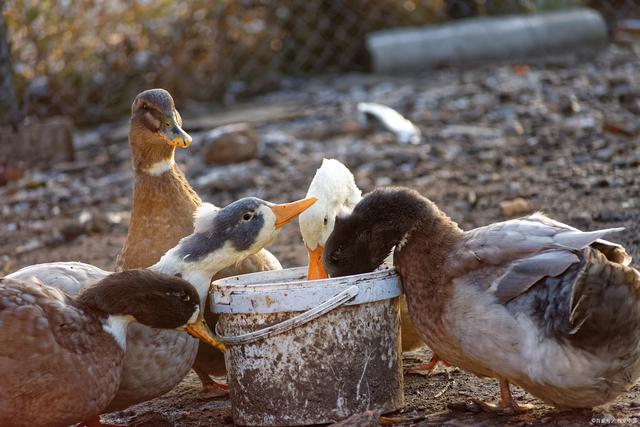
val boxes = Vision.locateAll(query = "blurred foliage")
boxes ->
[0,0,627,126]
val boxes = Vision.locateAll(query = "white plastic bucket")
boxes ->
[211,266,405,426]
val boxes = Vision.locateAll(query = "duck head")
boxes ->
[76,269,220,349]
[129,88,192,175]
[299,159,361,280]
[323,187,428,277]
[154,196,317,296]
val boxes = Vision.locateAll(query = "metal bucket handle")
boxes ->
[214,285,359,345]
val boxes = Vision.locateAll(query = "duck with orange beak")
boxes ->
[8,195,316,418]
[117,89,284,396]
[299,159,451,371]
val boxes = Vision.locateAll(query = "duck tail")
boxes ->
[568,248,640,352]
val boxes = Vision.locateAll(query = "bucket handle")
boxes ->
[214,285,359,345]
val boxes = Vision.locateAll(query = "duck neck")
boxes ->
[129,133,176,175]
[361,192,446,268]
[103,315,135,350]
[151,243,238,306]
[394,197,462,256]
[393,196,463,329]
[120,141,201,269]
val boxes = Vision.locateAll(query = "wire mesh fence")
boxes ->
[1,0,640,127]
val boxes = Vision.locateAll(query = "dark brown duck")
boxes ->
[324,186,640,411]
[0,270,217,427]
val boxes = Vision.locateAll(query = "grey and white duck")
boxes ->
[8,195,316,416]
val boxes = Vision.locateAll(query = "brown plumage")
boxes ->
[0,270,203,427]
[324,187,640,410]
[116,89,281,393]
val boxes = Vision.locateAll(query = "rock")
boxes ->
[563,114,602,135]
[333,410,380,427]
[0,162,25,186]
[604,114,639,137]
[440,125,503,140]
[467,190,478,207]
[500,197,533,217]
[0,116,75,167]
[201,123,258,165]
[15,238,44,255]
[193,162,260,192]
[129,412,174,427]
[447,401,471,412]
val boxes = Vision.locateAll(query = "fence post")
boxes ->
[0,13,19,128]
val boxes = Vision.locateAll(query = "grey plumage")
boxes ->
[178,198,268,261]
[324,187,640,409]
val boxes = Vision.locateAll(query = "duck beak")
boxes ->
[161,115,192,148]
[306,245,328,280]
[185,316,225,352]
[271,197,317,229]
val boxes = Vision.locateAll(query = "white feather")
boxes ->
[193,202,220,234]
[143,155,175,176]
[299,159,362,250]
[103,314,135,350]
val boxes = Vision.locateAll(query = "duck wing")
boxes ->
[451,214,640,347]
[450,214,628,304]
[0,278,123,426]
[7,262,111,296]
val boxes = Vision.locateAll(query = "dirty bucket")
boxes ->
[211,266,404,426]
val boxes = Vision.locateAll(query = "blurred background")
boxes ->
[1,0,639,279]
[1,0,638,125]
[2,2,640,424]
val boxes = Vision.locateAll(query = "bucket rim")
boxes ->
[212,265,397,291]
[210,266,402,314]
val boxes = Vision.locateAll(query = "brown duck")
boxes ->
[0,270,219,427]
[116,88,281,395]
[324,187,640,411]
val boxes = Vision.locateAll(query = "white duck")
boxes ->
[299,159,362,280]
[8,196,316,415]
[298,159,427,355]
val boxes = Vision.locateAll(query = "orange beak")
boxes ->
[185,316,225,352]
[162,116,192,148]
[306,244,328,280]
[271,197,317,229]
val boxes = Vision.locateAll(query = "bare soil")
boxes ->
[1,41,639,426]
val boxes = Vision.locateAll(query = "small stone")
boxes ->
[604,116,638,137]
[500,197,533,217]
[61,223,86,242]
[202,123,258,165]
[333,410,380,427]
[129,412,173,427]
[0,117,75,167]
[0,162,25,186]
[563,114,600,135]
[446,401,469,412]
[467,190,478,207]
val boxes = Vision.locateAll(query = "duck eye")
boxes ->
[166,291,190,301]
[323,216,328,226]
[243,212,254,221]
[141,103,148,111]
[330,248,342,263]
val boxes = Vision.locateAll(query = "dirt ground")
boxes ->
[1,40,639,426]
